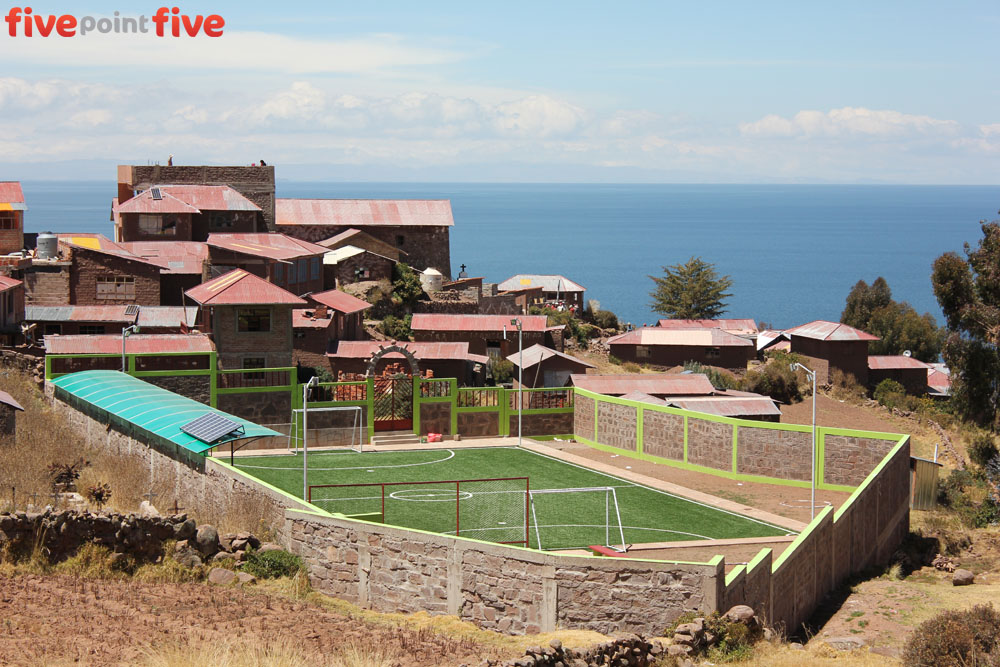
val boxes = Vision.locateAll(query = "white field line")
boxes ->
[235,449,456,472]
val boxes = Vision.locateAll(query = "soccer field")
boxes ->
[234,446,793,551]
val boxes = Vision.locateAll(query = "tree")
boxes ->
[649,257,733,319]
[390,263,423,308]
[840,277,943,361]
[931,220,1000,428]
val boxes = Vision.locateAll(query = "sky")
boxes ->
[1,1,998,183]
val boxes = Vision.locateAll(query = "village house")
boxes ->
[316,228,406,262]
[662,392,782,422]
[321,246,396,290]
[120,241,207,305]
[656,318,758,340]
[497,274,586,311]
[0,276,25,345]
[784,320,879,385]
[0,389,24,437]
[0,182,26,254]
[868,355,932,395]
[275,199,453,277]
[506,344,595,388]
[113,184,265,242]
[57,234,161,306]
[410,313,551,359]
[24,305,198,344]
[293,290,373,370]
[304,290,371,341]
[185,269,305,370]
[204,233,327,294]
[927,363,951,398]
[607,327,755,370]
[569,373,717,398]
[326,340,488,385]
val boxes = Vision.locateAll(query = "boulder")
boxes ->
[724,605,756,624]
[195,524,220,556]
[212,551,235,563]
[207,567,237,586]
[174,549,203,569]
[138,501,160,518]
[236,572,257,586]
[258,542,282,553]
[825,636,865,651]
[173,519,196,541]
[954,569,975,586]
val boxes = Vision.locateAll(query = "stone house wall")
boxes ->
[212,304,294,369]
[67,246,161,306]
[282,224,451,278]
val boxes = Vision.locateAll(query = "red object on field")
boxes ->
[427,433,442,443]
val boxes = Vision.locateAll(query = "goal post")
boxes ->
[528,486,627,553]
[288,406,363,454]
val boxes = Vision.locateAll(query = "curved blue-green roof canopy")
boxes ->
[52,370,282,455]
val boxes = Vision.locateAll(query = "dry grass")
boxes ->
[724,642,897,666]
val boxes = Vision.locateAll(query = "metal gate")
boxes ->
[373,376,414,431]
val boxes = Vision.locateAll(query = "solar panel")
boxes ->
[180,413,245,444]
[124,305,140,316]
[151,187,162,200]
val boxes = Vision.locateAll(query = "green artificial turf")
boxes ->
[233,446,793,551]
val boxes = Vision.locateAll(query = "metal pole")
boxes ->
[811,369,817,520]
[518,321,523,449]
[303,383,309,500]
[121,328,126,372]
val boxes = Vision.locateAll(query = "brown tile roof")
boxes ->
[185,269,306,306]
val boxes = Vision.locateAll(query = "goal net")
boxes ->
[528,486,627,552]
[287,406,364,453]
[308,477,529,546]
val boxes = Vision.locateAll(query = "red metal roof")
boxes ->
[117,185,260,214]
[0,182,26,209]
[656,319,758,336]
[275,199,454,228]
[135,306,199,329]
[617,390,668,405]
[0,389,24,411]
[57,234,159,266]
[185,269,307,306]
[207,233,328,261]
[506,344,595,369]
[308,289,372,314]
[608,327,753,347]
[410,314,548,333]
[785,320,879,342]
[569,373,716,397]
[0,275,22,292]
[120,241,207,274]
[25,305,137,323]
[116,189,199,214]
[328,340,478,361]
[665,396,781,418]
[292,309,334,329]
[45,333,214,355]
[868,355,929,370]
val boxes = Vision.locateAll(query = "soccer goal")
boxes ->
[307,477,530,546]
[528,486,627,552]
[287,406,364,454]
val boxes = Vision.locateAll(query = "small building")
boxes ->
[757,329,790,355]
[497,275,586,311]
[0,389,24,437]
[185,269,306,370]
[113,184,264,242]
[315,227,407,263]
[0,182,26,254]
[275,198,454,277]
[868,355,931,395]
[568,373,717,398]
[607,327,755,370]
[506,344,595,388]
[927,363,951,398]
[293,291,373,370]
[0,275,25,345]
[321,246,396,289]
[664,393,781,422]
[410,313,550,359]
[305,290,371,341]
[656,318,758,340]
[45,333,215,376]
[205,233,327,295]
[135,306,199,333]
[785,320,879,385]
[25,305,138,341]
[327,340,488,385]
[57,234,161,306]
[120,241,207,306]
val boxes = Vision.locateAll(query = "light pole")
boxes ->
[303,376,319,500]
[791,362,817,519]
[121,324,140,373]
[511,318,523,448]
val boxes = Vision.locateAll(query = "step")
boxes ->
[371,434,423,445]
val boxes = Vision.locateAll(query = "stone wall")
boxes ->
[736,427,812,481]
[68,246,161,306]
[574,395,595,441]
[216,390,292,426]
[213,304,295,370]
[420,401,451,435]
[282,225,450,277]
[686,418,732,471]
[286,509,722,636]
[457,411,500,437]
[596,402,637,451]
[642,411,684,461]
[142,375,211,405]
[24,263,70,305]
[823,435,896,487]
[511,412,574,437]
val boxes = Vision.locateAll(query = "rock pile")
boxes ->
[668,605,764,662]
[482,635,664,667]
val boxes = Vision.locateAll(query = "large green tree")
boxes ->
[932,220,1000,428]
[840,277,943,361]
[649,257,733,319]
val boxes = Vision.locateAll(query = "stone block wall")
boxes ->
[573,395,595,441]
[823,435,896,486]
[142,375,211,404]
[68,247,161,306]
[686,417,732,471]
[642,410,684,461]
[216,390,292,426]
[596,402,637,451]
[24,264,70,305]
[420,401,451,435]
[512,412,574,437]
[458,411,500,437]
[736,427,812,481]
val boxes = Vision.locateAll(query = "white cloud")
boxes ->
[65,109,112,128]
[740,106,960,138]
[493,95,585,138]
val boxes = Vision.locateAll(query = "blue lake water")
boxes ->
[18,181,1000,329]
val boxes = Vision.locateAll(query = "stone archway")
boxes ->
[365,343,420,377]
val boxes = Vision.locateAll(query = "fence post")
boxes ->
[449,378,459,436]
[499,387,509,437]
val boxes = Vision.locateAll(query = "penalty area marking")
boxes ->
[446,524,713,541]
[234,449,456,472]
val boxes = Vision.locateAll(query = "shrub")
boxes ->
[490,359,516,384]
[830,368,867,401]
[608,355,623,366]
[903,603,1000,666]
[378,314,412,341]
[741,355,803,404]
[241,549,304,579]
[874,378,907,406]
[683,361,739,391]
[390,263,423,307]
[969,432,1000,469]
[591,310,619,330]
[622,362,641,373]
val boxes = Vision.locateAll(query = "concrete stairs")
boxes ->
[370,431,423,448]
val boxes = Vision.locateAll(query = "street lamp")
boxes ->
[511,318,523,448]
[303,376,319,500]
[791,362,817,519]
[121,324,140,373]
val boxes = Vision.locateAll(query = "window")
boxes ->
[209,212,235,229]
[242,356,266,380]
[96,276,135,301]
[486,341,502,361]
[287,261,297,284]
[237,307,270,332]
[138,214,176,236]
[43,324,61,338]
[0,213,19,230]
[297,259,307,283]
[274,263,284,285]
[396,235,405,247]
[79,325,105,335]
[705,347,721,359]
[310,257,320,281]
[636,345,651,359]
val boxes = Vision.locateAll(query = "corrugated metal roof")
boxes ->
[120,241,207,274]
[116,189,200,214]
[505,343,596,369]
[569,373,716,396]
[50,371,279,454]
[607,327,753,347]
[292,309,333,329]
[756,329,789,351]
[207,233,327,261]
[0,275,23,292]
[135,306,199,329]
[275,199,454,228]
[656,319,758,336]
[868,355,929,370]
[785,320,879,342]
[927,367,951,395]
[45,333,213,355]
[497,274,586,293]
[116,185,260,214]
[328,340,477,361]
[58,234,159,266]
[322,245,365,264]
[0,389,24,411]
[26,305,137,323]
[617,390,668,405]
[308,289,372,314]
[0,182,26,211]
[665,396,782,418]
[185,269,307,306]
[410,314,549,333]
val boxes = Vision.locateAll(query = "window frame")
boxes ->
[236,307,271,333]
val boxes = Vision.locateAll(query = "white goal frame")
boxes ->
[528,486,627,553]
[287,406,364,454]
